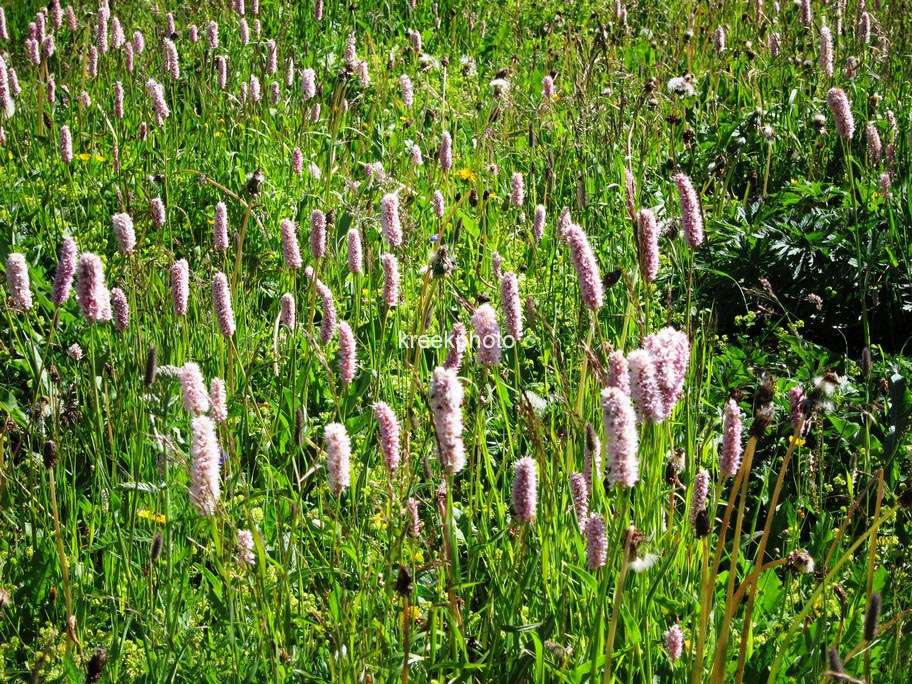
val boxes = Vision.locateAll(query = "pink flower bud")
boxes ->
[569,472,589,532]
[347,228,363,274]
[214,202,229,252]
[432,190,445,219]
[280,218,302,269]
[279,292,296,329]
[59,125,73,163]
[310,210,326,259]
[472,303,501,366]
[607,349,630,396]
[217,56,228,90]
[399,74,413,107]
[380,253,400,308]
[444,322,468,371]
[713,26,725,54]
[500,271,522,340]
[344,33,357,69]
[75,253,112,324]
[373,401,401,472]
[602,387,639,487]
[689,468,710,528]
[317,279,336,345]
[380,193,403,247]
[51,237,77,306]
[111,287,129,331]
[406,497,422,537]
[585,514,607,569]
[112,213,136,255]
[210,377,228,423]
[265,39,277,75]
[211,272,236,338]
[866,124,882,163]
[542,74,555,101]
[819,26,834,78]
[181,362,210,416]
[162,38,180,80]
[563,223,604,310]
[5,253,32,312]
[302,68,316,100]
[512,457,538,523]
[674,173,704,248]
[430,366,466,474]
[114,81,124,119]
[150,197,166,228]
[171,259,189,316]
[111,16,124,48]
[511,172,525,208]
[189,416,221,514]
[337,321,356,384]
[207,21,219,50]
[827,88,855,140]
[720,398,743,478]
[439,131,452,172]
[665,624,684,662]
[532,204,546,244]
[324,422,351,495]
[637,209,659,282]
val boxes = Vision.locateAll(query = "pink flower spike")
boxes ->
[5,253,32,312]
[720,398,744,478]
[51,237,77,307]
[674,173,704,249]
[181,362,210,416]
[373,401,401,472]
[337,321,357,385]
[601,387,639,488]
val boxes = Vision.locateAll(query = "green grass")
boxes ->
[1,0,911,682]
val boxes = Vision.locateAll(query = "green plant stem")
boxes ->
[47,466,75,654]
[736,423,805,683]
[691,536,711,684]
[709,435,759,683]
[766,504,899,683]
[603,517,632,684]
[575,316,595,416]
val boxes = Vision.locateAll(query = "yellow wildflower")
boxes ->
[137,509,167,524]
[455,167,477,182]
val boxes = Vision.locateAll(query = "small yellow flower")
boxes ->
[455,167,477,182]
[788,435,806,447]
[399,604,421,630]
[214,130,223,138]
[77,153,92,162]
[94,154,106,162]
[370,512,388,532]
[137,509,167,524]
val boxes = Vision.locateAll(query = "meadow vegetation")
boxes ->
[1,0,911,682]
